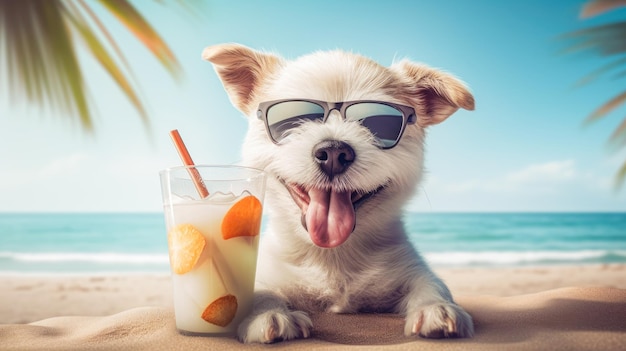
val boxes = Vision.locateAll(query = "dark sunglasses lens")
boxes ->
[345,103,404,148]
[266,101,325,142]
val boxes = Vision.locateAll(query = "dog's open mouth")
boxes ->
[282,180,384,248]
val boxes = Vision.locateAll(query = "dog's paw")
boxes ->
[237,309,313,344]
[404,302,474,338]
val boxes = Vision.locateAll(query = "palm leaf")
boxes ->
[610,116,626,146]
[75,0,135,77]
[562,0,626,189]
[573,56,626,87]
[587,91,626,150]
[560,22,626,60]
[0,0,93,129]
[65,1,148,125]
[0,0,184,132]
[97,0,181,78]
[585,90,626,123]
[581,0,626,18]
[617,159,626,190]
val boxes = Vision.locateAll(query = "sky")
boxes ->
[1,0,625,213]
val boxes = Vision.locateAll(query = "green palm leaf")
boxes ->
[0,0,91,127]
[0,0,182,132]
[66,1,148,124]
[96,0,180,78]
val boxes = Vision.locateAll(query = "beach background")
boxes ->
[1,211,625,324]
[1,212,625,275]
[1,0,626,350]
[1,212,625,350]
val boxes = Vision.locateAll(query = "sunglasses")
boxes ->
[256,99,417,149]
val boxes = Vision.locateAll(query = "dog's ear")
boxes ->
[393,60,474,127]
[202,43,282,114]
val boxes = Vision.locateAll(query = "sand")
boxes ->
[1,264,625,350]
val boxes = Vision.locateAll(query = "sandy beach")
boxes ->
[1,264,625,350]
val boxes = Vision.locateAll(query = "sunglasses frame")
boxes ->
[256,98,417,149]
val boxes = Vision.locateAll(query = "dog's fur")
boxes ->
[203,43,475,343]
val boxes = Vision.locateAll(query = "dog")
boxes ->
[202,43,475,343]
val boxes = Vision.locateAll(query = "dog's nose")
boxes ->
[313,140,355,177]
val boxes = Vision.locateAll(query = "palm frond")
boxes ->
[573,56,626,87]
[75,0,134,76]
[585,90,626,123]
[608,114,626,147]
[560,21,626,56]
[0,0,93,129]
[616,159,626,190]
[582,0,626,18]
[65,1,148,124]
[97,0,181,79]
[562,0,626,189]
[0,0,185,132]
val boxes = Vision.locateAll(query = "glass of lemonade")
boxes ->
[159,165,266,336]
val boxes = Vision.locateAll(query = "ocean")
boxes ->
[0,212,624,274]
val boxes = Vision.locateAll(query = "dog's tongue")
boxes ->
[305,188,355,248]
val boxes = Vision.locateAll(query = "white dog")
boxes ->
[203,43,475,343]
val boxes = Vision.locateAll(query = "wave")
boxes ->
[423,250,626,266]
[1,250,626,270]
[0,252,169,265]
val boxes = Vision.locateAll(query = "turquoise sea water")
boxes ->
[0,212,624,274]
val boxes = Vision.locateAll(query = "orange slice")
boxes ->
[167,224,206,274]
[221,195,262,240]
[201,294,238,327]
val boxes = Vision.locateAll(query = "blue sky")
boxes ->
[1,0,625,212]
